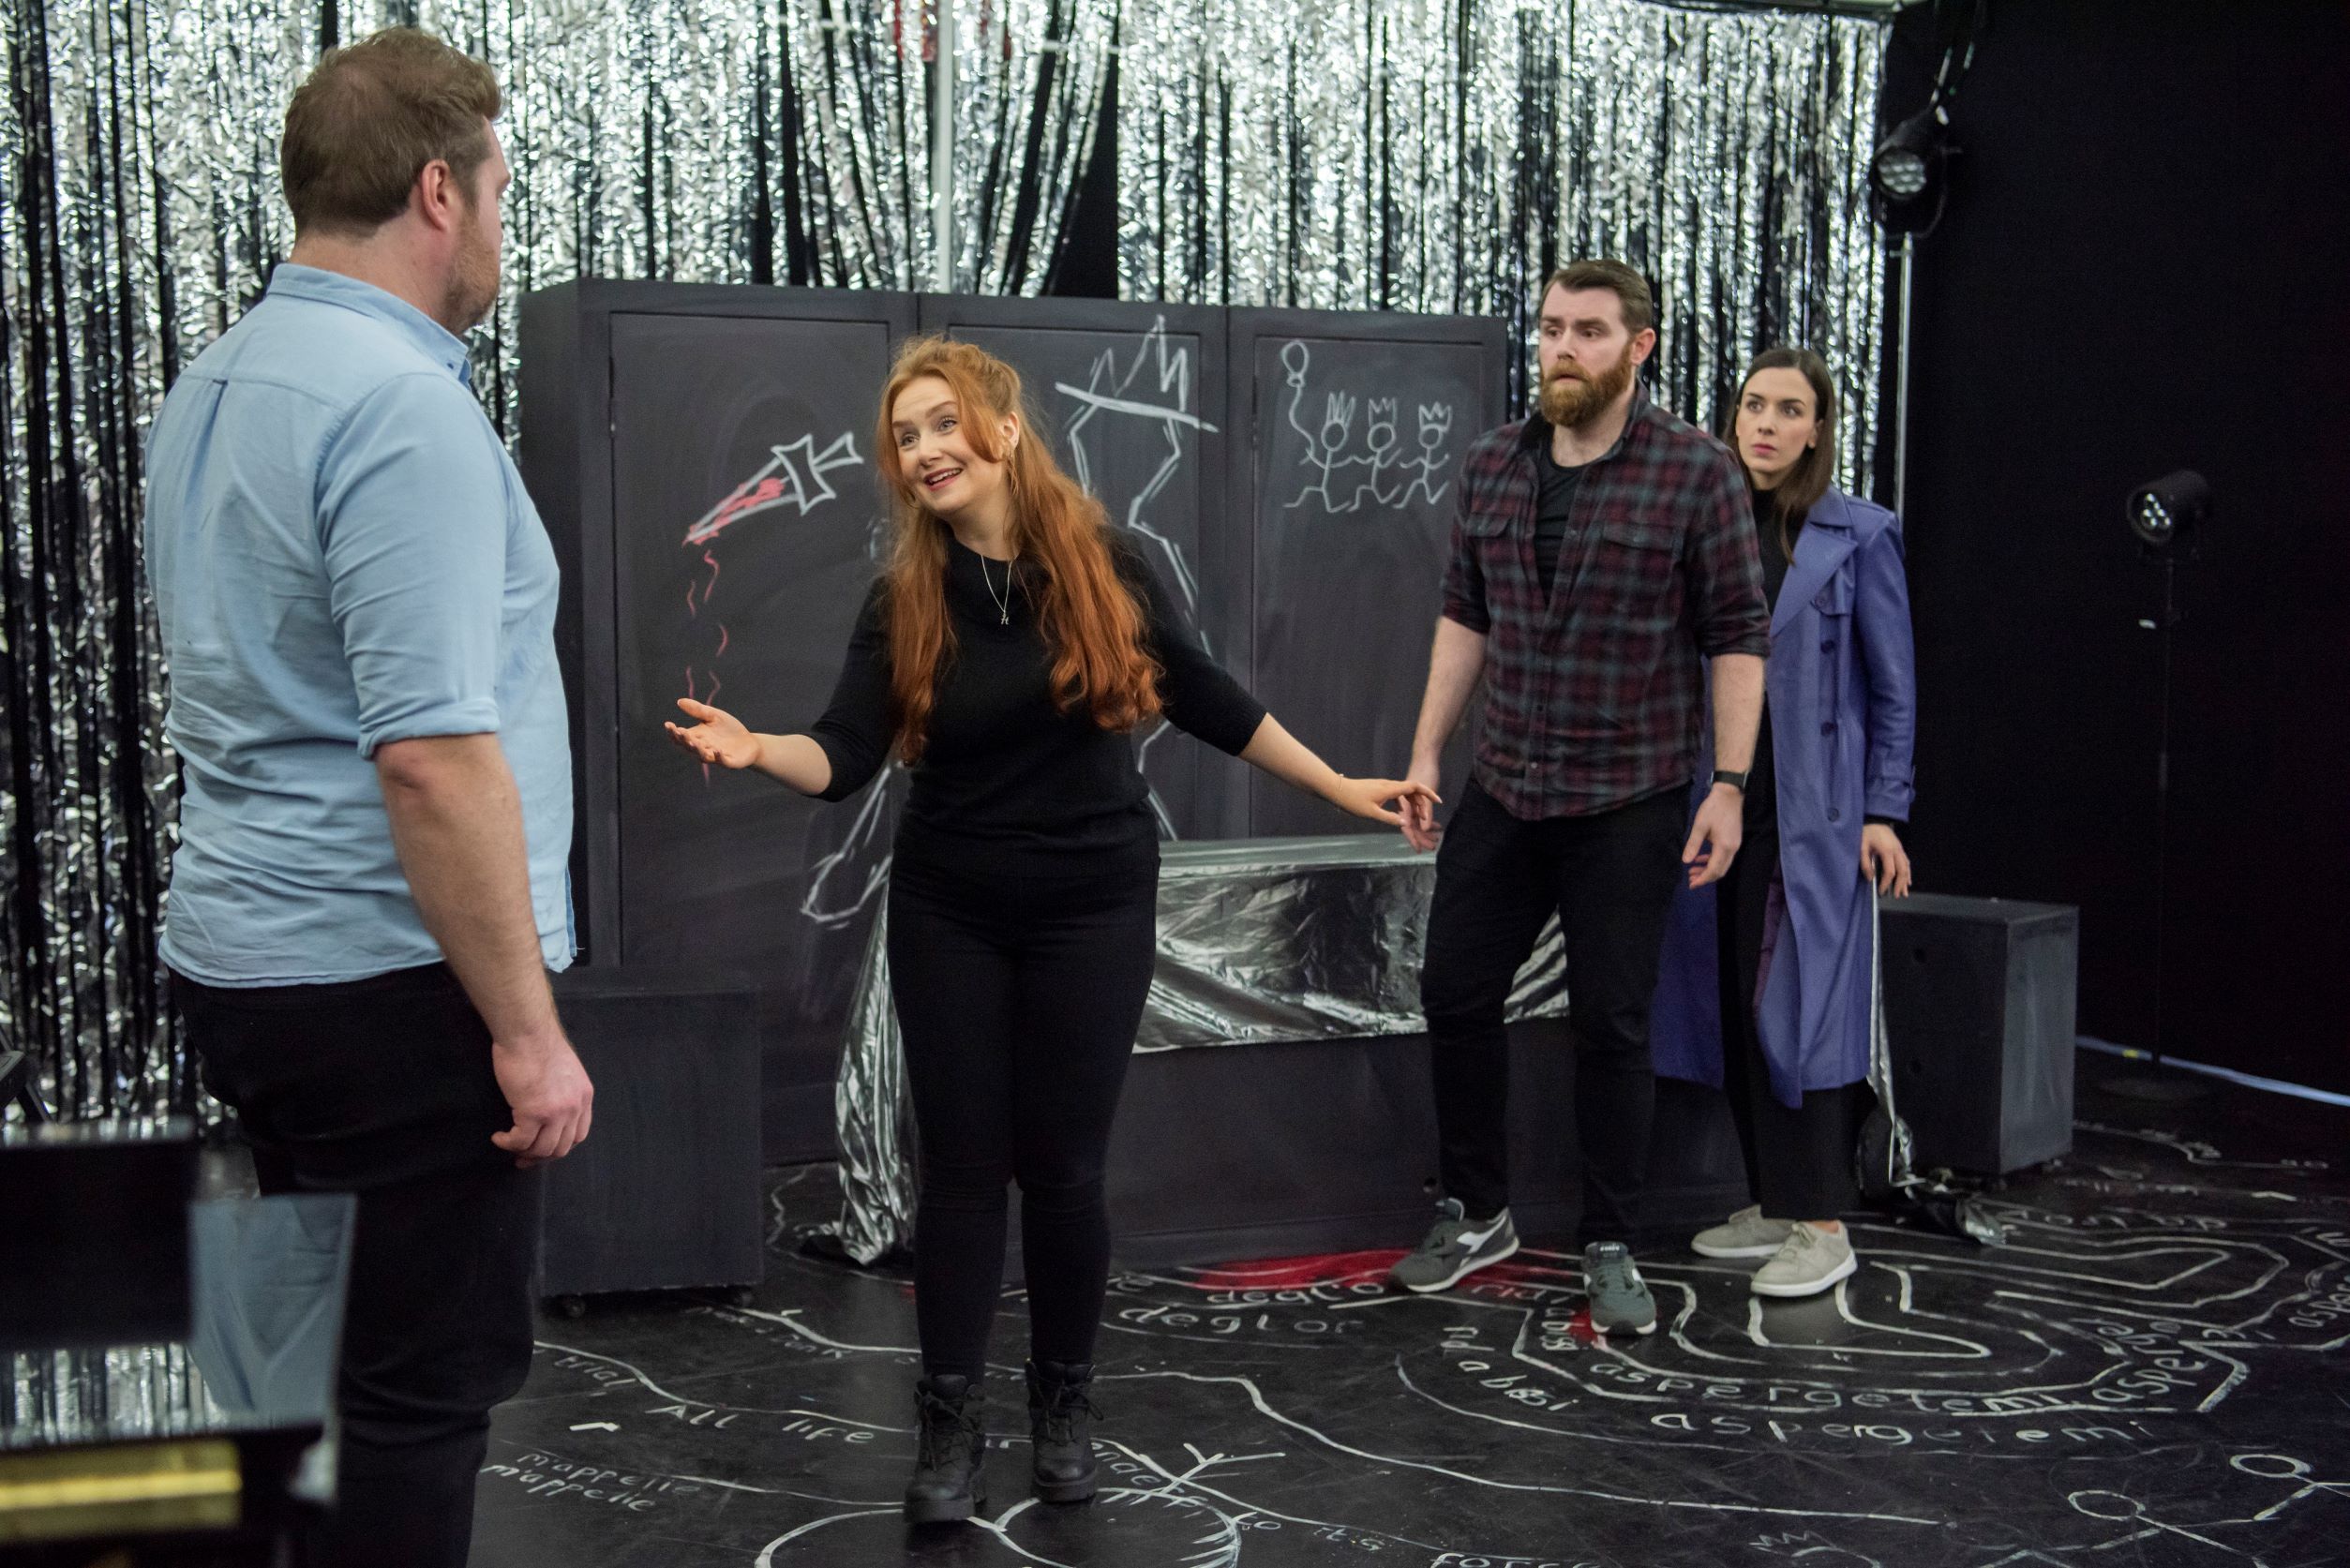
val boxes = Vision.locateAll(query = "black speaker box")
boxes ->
[1880,893,2079,1175]
[539,971,764,1301]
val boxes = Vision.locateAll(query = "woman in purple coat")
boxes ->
[1651,348,1916,1298]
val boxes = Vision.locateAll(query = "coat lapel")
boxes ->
[1770,488,1862,636]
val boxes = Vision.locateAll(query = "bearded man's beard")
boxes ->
[442,202,501,333]
[1538,345,1636,428]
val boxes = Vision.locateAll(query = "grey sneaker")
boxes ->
[1692,1204,1794,1261]
[1388,1199,1519,1293]
[1581,1242,1657,1336]
[1750,1222,1858,1299]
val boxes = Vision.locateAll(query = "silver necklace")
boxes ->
[980,552,1013,625]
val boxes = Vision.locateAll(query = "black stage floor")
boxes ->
[471,1060,2350,1568]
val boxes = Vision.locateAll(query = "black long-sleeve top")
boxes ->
[809,529,1267,874]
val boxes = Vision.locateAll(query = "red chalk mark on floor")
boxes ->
[1190,1251,1404,1290]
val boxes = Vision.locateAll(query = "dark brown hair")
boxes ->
[874,336,1164,764]
[280,28,501,236]
[1540,259,1657,336]
[1730,347,1840,543]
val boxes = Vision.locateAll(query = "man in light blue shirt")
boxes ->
[142,29,591,1568]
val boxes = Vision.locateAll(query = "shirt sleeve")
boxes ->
[1118,533,1266,756]
[810,579,898,801]
[1437,458,1492,634]
[317,373,510,756]
[1684,444,1771,660]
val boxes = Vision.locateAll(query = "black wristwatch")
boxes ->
[1711,768,1749,792]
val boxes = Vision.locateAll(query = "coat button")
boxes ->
[1828,808,1843,822]
[1820,639,1836,653]
[1820,720,1835,735]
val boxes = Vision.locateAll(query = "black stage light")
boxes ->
[2127,470,2211,554]
[1872,109,1942,203]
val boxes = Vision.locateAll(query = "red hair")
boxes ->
[873,336,1163,763]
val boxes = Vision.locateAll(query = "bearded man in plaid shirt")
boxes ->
[1386,260,1769,1334]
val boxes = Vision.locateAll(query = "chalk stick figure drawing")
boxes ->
[1280,338,1457,515]
[1407,400,1457,506]
[2229,1453,2350,1523]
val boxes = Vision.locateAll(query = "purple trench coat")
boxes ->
[1650,487,1916,1107]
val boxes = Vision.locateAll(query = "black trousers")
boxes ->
[887,853,1159,1382]
[172,963,538,1568]
[1714,823,1874,1218]
[1421,783,1687,1247]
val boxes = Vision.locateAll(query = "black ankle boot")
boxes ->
[1026,1360,1100,1503]
[904,1374,986,1524]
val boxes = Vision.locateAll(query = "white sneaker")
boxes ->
[1750,1222,1858,1298]
[1691,1204,1794,1261]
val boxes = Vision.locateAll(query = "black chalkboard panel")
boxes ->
[609,310,896,980]
[920,296,1245,841]
[522,284,917,1161]
[1231,309,1507,837]
[521,286,1508,1158]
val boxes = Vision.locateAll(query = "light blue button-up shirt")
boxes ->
[143,264,574,985]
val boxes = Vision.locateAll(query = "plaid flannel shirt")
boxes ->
[1440,390,1770,820]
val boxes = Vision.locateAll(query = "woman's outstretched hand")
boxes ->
[666,698,761,769]
[1329,775,1440,828]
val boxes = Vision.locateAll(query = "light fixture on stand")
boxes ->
[2104,470,2214,1103]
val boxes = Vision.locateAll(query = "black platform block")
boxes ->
[1882,892,2079,1174]
[0,1119,197,1352]
[540,971,764,1299]
[1104,1020,1747,1264]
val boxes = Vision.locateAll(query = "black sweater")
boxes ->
[809,529,1267,873]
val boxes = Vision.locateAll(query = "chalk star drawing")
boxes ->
[682,433,864,548]
[674,427,893,930]
[1279,340,1458,515]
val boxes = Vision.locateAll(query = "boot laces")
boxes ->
[918,1394,980,1467]
[1040,1384,1100,1444]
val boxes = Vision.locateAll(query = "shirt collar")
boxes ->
[1515,383,1652,463]
[264,263,476,386]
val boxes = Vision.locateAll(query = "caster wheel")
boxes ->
[550,1295,588,1320]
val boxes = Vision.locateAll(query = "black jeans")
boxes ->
[1422,783,1687,1247]
[888,853,1159,1381]
[173,963,538,1568]
[1715,821,1874,1218]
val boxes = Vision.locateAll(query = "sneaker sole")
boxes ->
[1692,1236,1789,1261]
[1750,1250,1860,1299]
[904,1490,985,1525]
[1394,1234,1520,1294]
[1590,1311,1657,1337]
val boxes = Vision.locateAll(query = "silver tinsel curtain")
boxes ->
[4,0,1884,1120]
[1119,0,1888,479]
[0,0,1109,1118]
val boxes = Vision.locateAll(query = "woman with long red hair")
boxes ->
[666,336,1432,1525]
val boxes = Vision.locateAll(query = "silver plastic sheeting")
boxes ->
[830,833,1567,1262]
[1117,0,1890,491]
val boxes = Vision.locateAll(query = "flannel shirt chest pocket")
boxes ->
[1583,510,1682,627]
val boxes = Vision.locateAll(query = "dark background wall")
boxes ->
[1885,0,2350,1092]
